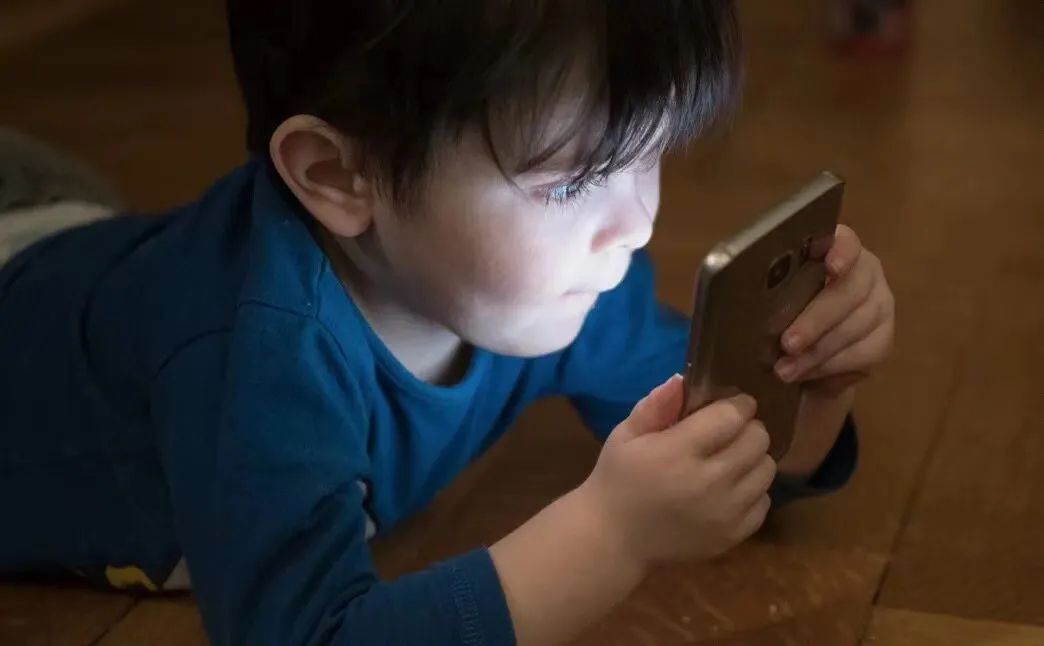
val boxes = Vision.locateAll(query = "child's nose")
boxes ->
[590,199,654,254]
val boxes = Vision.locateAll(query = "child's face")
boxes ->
[363,128,661,357]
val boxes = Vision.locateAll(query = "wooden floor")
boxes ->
[1,1,1042,644]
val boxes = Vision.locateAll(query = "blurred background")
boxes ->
[1,0,1041,644]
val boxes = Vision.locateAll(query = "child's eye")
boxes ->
[543,179,595,206]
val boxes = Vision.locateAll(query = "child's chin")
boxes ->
[465,299,596,357]
[483,322,585,358]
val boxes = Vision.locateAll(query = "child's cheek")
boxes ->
[476,246,564,304]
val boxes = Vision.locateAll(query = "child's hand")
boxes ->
[774,224,895,396]
[578,375,775,565]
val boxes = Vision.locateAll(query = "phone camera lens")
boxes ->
[767,252,793,290]
[799,236,813,264]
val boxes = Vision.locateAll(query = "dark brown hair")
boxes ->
[227,0,741,202]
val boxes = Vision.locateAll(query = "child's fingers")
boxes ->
[730,454,777,508]
[825,224,863,278]
[665,393,757,457]
[734,493,772,543]
[775,292,882,382]
[797,322,894,382]
[625,374,685,436]
[782,260,876,354]
[710,419,770,480]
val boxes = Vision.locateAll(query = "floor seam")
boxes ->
[857,286,990,644]
[86,596,140,646]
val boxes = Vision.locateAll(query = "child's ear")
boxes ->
[269,115,373,238]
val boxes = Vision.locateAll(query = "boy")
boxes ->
[0,1,894,644]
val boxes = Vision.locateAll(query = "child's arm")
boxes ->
[492,377,774,645]
[490,485,646,646]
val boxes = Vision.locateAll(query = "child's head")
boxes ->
[228,1,740,357]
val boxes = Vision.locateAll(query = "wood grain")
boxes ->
[875,264,1044,625]
[94,598,206,646]
[0,586,134,646]
[864,608,1044,646]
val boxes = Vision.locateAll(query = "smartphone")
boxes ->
[682,172,845,460]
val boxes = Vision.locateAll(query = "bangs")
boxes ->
[480,1,742,186]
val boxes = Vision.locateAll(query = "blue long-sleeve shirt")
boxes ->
[0,161,856,645]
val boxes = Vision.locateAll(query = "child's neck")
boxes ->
[319,229,470,386]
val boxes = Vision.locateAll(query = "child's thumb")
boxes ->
[617,374,684,439]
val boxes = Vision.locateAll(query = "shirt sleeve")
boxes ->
[151,305,515,646]
[552,250,858,501]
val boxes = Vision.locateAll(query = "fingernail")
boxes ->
[784,331,803,352]
[776,359,797,381]
[649,373,681,398]
[661,373,682,388]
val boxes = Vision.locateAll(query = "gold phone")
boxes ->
[682,172,844,459]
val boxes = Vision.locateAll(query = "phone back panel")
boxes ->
[683,173,844,459]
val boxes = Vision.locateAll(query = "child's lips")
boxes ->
[569,261,631,296]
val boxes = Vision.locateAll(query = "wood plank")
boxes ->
[869,0,1043,623]
[875,263,1044,625]
[573,546,883,645]
[864,608,1044,646]
[0,585,134,646]
[94,598,205,646]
